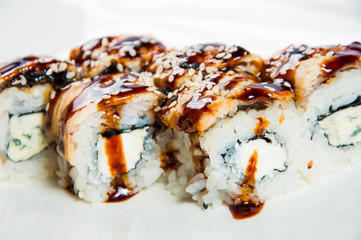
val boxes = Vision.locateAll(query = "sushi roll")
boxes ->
[70,35,166,78]
[264,42,361,177]
[0,56,78,181]
[150,44,304,218]
[47,72,163,203]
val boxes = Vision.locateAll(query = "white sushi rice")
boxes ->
[0,84,57,181]
[300,68,361,180]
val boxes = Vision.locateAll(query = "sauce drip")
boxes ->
[229,201,265,220]
[245,150,258,180]
[159,150,179,172]
[105,134,127,178]
[254,117,270,136]
[107,186,138,203]
[308,160,313,169]
[107,172,138,202]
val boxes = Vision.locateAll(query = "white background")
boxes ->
[0,0,361,239]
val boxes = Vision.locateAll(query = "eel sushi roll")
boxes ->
[69,35,166,78]
[47,72,162,203]
[150,44,305,217]
[264,42,361,178]
[0,56,78,181]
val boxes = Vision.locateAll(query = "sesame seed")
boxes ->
[216,52,226,59]
[168,101,177,108]
[150,39,157,44]
[116,63,124,72]
[199,63,205,71]
[129,48,137,57]
[218,45,225,52]
[101,37,109,46]
[305,49,315,55]
[160,73,169,79]
[279,69,287,75]
[268,93,273,97]
[156,65,163,75]
[83,50,91,57]
[188,68,195,76]
[51,64,58,73]
[66,71,76,79]
[179,84,186,91]
[178,68,185,75]
[206,84,212,90]
[46,68,53,76]
[228,46,237,53]
[299,46,306,51]
[171,94,178,102]
[133,40,141,47]
[284,82,292,88]
[50,90,56,99]
[168,75,174,82]
[20,75,27,85]
[197,71,203,81]
[326,51,334,58]
[163,61,171,69]
[39,58,52,63]
[204,45,215,51]
[45,103,49,112]
[140,37,150,43]
[161,106,168,111]
[223,53,232,59]
[167,92,173,99]
[91,51,100,59]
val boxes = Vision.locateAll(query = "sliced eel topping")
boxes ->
[0,56,78,91]
[70,36,166,78]
[151,43,293,134]
[263,42,361,100]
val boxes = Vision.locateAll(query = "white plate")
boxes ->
[1,0,361,239]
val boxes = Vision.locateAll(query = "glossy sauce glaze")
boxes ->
[63,74,148,126]
[236,83,292,106]
[254,117,270,136]
[177,95,216,132]
[321,41,361,79]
